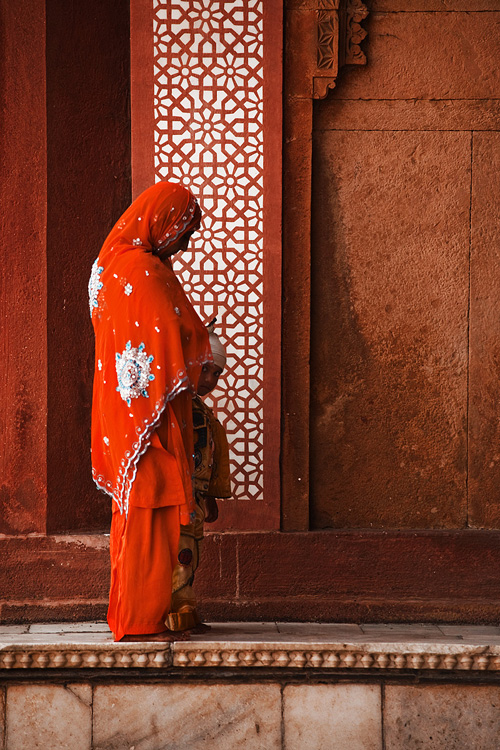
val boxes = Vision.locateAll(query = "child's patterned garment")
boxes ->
[166,394,231,631]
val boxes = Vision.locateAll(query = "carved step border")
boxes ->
[2,643,500,671]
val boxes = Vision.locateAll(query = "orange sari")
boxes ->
[90,182,211,640]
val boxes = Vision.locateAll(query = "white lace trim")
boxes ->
[154,197,199,253]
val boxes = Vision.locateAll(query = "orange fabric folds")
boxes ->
[107,504,180,641]
[90,182,211,522]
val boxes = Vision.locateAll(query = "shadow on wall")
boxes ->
[309,125,468,531]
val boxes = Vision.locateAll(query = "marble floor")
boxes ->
[2,620,500,645]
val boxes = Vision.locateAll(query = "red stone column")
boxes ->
[0,0,48,535]
[281,0,316,531]
[45,0,131,533]
[0,0,130,537]
[0,0,129,621]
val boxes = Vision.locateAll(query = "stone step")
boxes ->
[2,621,500,672]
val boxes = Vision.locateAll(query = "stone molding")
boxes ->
[313,0,368,99]
[0,646,172,670]
[3,643,500,672]
[344,0,369,65]
[173,644,500,671]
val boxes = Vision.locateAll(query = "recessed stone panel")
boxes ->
[331,12,500,100]
[284,685,382,750]
[6,684,91,750]
[384,685,500,748]
[93,684,281,750]
[310,129,470,528]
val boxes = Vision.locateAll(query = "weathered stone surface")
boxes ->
[0,535,109,601]
[315,98,500,133]
[469,132,500,529]
[193,532,237,602]
[285,8,316,98]
[310,130,470,529]
[93,685,281,750]
[0,0,48,535]
[235,531,500,622]
[282,93,313,531]
[6,684,91,750]
[332,12,500,100]
[0,688,4,750]
[29,621,110,633]
[44,0,130,534]
[384,685,500,749]
[5,530,500,624]
[372,1,499,9]
[284,685,382,750]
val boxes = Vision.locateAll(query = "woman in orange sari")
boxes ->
[89,182,212,642]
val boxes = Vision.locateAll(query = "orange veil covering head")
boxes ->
[89,182,211,520]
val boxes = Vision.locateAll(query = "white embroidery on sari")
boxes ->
[88,259,104,317]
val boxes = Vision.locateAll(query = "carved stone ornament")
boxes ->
[1,642,500,672]
[314,0,368,99]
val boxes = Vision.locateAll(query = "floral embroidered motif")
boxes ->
[93,350,209,516]
[103,436,110,446]
[132,238,142,246]
[88,260,104,317]
[115,341,155,407]
[124,283,133,296]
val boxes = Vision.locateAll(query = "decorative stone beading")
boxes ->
[3,642,500,672]
[171,645,500,672]
[0,647,172,670]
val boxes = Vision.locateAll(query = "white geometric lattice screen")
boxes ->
[131,0,281,528]
[153,0,264,505]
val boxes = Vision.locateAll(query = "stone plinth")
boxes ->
[4,621,500,673]
[4,623,500,749]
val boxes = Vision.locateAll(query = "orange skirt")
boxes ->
[107,505,180,641]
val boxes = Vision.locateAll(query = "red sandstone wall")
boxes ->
[45,0,131,533]
[0,0,48,534]
[0,0,131,535]
[4,1,500,624]
[310,2,500,530]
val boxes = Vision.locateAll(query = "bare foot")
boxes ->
[119,630,191,643]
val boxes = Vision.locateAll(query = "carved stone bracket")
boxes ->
[314,0,368,99]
